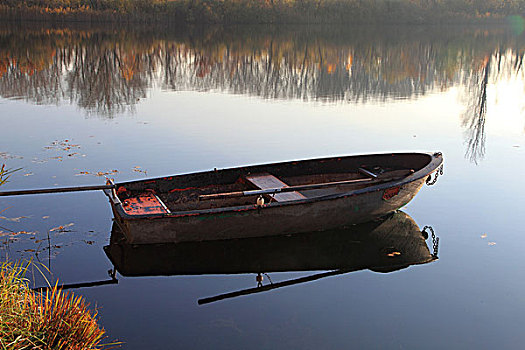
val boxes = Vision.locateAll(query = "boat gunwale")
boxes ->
[105,152,443,220]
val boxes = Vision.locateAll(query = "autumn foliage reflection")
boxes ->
[0,25,524,122]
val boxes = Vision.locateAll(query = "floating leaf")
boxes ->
[488,242,496,246]
[50,223,74,232]
[0,152,23,160]
[0,215,29,222]
[0,230,37,237]
[481,234,487,238]
[387,251,401,257]
[133,166,147,175]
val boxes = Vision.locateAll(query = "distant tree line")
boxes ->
[1,0,524,24]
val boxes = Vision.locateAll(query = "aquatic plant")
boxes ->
[0,164,19,186]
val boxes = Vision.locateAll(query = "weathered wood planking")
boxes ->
[245,173,306,202]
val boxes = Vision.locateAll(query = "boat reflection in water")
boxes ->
[104,210,438,305]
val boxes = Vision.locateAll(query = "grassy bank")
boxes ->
[0,262,111,349]
[1,0,524,24]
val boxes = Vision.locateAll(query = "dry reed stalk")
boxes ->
[0,260,118,349]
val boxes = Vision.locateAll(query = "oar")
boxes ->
[32,278,118,292]
[199,175,401,201]
[0,184,116,197]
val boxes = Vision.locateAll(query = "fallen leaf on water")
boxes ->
[387,251,401,257]
[83,240,95,245]
[50,223,74,232]
[42,216,50,219]
[93,170,119,177]
[0,215,29,222]
[488,242,496,246]
[23,249,36,252]
[0,152,23,160]
[133,166,147,175]
[0,230,37,237]
[481,234,487,238]
[23,172,34,177]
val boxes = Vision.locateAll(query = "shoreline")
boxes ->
[0,1,521,26]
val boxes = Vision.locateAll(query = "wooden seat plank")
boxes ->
[245,173,306,202]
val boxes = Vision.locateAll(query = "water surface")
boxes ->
[1,22,525,349]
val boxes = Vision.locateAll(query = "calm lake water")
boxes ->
[1,22,525,349]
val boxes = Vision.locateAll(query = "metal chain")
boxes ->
[422,225,439,258]
[426,164,444,186]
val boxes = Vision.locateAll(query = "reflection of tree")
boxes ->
[461,48,525,163]
[462,55,490,164]
[0,29,151,117]
[0,25,524,119]
[63,45,151,116]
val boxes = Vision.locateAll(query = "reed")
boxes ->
[0,164,19,186]
[0,261,115,349]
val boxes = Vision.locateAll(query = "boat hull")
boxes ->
[110,176,427,244]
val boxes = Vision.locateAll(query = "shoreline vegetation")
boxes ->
[0,262,112,349]
[0,166,113,349]
[1,0,524,24]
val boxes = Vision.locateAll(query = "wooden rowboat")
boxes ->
[103,152,443,244]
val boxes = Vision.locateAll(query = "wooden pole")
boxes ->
[0,184,115,197]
